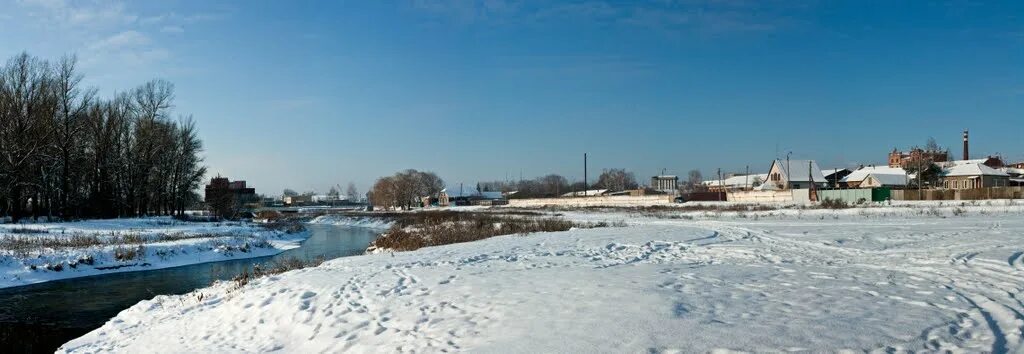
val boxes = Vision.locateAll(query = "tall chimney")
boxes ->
[962,130,969,160]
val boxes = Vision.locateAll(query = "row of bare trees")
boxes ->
[478,174,577,198]
[369,170,444,209]
[0,52,206,222]
[476,168,639,198]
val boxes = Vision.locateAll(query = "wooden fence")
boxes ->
[891,187,1024,201]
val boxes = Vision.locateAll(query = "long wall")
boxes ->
[726,190,798,203]
[506,195,673,207]
[892,187,1024,201]
[818,189,874,204]
[506,187,1024,207]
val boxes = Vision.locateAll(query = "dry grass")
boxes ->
[231,256,325,289]
[0,234,104,253]
[369,211,607,252]
[257,220,306,234]
[818,198,851,209]
[113,245,145,261]
[0,230,278,258]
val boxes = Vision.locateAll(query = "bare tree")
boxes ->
[538,174,568,197]
[0,53,55,221]
[595,168,638,191]
[370,170,444,209]
[687,170,703,186]
[925,137,940,152]
[0,52,206,221]
[50,55,95,216]
[345,182,357,201]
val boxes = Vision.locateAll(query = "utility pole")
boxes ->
[808,161,817,202]
[745,165,750,191]
[786,152,792,190]
[584,153,588,193]
[717,168,723,201]
[918,159,924,200]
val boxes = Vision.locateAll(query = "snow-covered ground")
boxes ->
[61,204,1024,353]
[0,217,309,289]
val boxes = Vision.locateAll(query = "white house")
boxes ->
[560,189,610,197]
[703,173,768,192]
[761,159,828,190]
[859,173,909,188]
[841,166,908,188]
[942,163,1010,189]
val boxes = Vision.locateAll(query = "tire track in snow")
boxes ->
[690,221,1024,353]
[1009,251,1024,272]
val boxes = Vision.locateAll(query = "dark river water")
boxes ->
[0,224,379,353]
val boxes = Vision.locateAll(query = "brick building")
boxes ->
[888,148,949,168]
[205,176,258,206]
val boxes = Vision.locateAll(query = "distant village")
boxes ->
[204,130,1024,213]
[690,130,1023,204]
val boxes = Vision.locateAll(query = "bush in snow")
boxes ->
[369,211,593,252]
[114,246,145,262]
[819,198,850,209]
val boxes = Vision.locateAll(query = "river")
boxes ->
[0,223,379,353]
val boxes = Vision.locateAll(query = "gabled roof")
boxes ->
[1000,167,1024,176]
[821,168,851,178]
[703,173,768,188]
[441,185,480,198]
[770,160,827,183]
[841,166,907,183]
[864,173,909,186]
[943,163,1009,177]
[560,189,609,197]
[938,158,1000,168]
[480,191,504,200]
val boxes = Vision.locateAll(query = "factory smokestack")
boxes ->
[962,130,969,160]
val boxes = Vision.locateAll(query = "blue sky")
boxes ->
[2,0,1022,195]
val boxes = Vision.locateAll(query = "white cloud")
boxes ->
[183,12,226,23]
[139,14,169,26]
[81,30,170,71]
[161,25,185,34]
[409,0,520,24]
[408,0,805,35]
[87,30,150,51]
[17,0,137,29]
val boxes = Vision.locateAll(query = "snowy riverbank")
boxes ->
[60,203,1024,352]
[308,214,393,229]
[0,217,310,289]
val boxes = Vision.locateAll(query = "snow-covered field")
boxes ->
[0,217,309,289]
[61,203,1024,353]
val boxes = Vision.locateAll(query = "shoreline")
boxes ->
[0,217,311,290]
